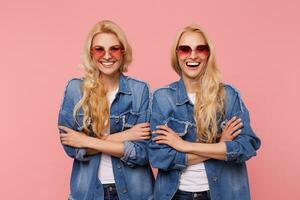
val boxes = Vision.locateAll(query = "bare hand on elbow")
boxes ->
[124,122,151,141]
[59,126,92,148]
[153,125,189,152]
[219,116,243,142]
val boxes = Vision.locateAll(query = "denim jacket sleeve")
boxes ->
[224,85,261,163]
[58,79,90,162]
[121,83,151,167]
[148,91,187,171]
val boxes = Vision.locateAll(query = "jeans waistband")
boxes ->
[174,190,210,199]
[102,183,116,192]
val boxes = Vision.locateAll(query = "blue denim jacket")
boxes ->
[148,79,261,200]
[58,74,154,200]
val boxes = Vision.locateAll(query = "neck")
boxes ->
[101,72,120,92]
[182,75,200,93]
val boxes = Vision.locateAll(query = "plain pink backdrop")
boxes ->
[1,0,299,199]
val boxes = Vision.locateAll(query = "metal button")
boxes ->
[115,118,119,123]
[122,189,127,193]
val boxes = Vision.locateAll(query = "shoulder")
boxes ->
[63,78,83,98]
[64,78,83,92]
[153,81,178,98]
[126,76,149,91]
[223,83,240,99]
[222,83,247,113]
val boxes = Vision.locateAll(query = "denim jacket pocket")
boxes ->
[121,111,139,131]
[164,117,193,137]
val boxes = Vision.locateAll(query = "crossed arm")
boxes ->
[153,116,242,165]
[59,122,150,158]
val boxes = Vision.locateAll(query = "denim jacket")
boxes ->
[58,74,154,200]
[148,79,261,200]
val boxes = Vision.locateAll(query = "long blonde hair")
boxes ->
[171,25,225,143]
[73,20,132,138]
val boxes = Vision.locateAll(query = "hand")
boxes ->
[59,126,92,148]
[219,116,243,142]
[123,122,151,141]
[153,125,189,152]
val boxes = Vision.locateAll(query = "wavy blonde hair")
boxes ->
[171,25,225,143]
[73,20,132,138]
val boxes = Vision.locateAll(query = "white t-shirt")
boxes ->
[98,88,118,184]
[178,92,210,192]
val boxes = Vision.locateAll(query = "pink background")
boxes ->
[1,0,299,199]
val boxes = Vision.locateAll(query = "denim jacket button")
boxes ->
[117,164,121,169]
[213,176,218,182]
[115,118,119,123]
[122,189,127,193]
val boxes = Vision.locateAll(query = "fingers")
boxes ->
[153,135,167,141]
[141,127,151,132]
[224,117,242,132]
[229,118,242,128]
[156,125,173,133]
[135,122,150,128]
[231,130,242,139]
[152,129,169,136]
[60,134,69,144]
[141,136,151,140]
[224,116,237,129]
[58,126,72,133]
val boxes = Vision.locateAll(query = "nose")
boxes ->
[103,50,112,59]
[189,50,197,59]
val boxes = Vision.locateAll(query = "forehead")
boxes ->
[92,33,120,47]
[178,32,207,46]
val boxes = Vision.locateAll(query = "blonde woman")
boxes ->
[58,20,154,200]
[148,25,261,200]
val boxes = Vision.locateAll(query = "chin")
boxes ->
[100,69,120,77]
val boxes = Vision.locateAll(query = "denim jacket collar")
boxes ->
[174,79,190,106]
[118,73,132,95]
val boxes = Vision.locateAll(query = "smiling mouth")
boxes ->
[99,60,116,66]
[186,62,200,67]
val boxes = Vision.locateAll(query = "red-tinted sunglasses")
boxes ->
[177,45,209,58]
[90,45,124,59]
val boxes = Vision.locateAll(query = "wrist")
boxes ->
[122,130,131,141]
[181,141,191,152]
[85,136,97,148]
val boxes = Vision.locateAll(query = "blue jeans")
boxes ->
[103,184,119,200]
[172,190,211,200]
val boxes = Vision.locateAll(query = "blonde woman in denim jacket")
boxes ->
[58,20,154,200]
[148,25,261,200]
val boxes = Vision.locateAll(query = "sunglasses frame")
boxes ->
[176,44,210,58]
[90,45,124,59]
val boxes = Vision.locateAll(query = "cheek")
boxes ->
[178,58,186,69]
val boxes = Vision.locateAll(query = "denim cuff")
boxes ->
[173,151,187,170]
[121,141,136,166]
[225,141,239,162]
[75,148,90,161]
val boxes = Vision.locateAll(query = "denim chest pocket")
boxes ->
[74,112,92,132]
[164,117,195,137]
[120,111,139,131]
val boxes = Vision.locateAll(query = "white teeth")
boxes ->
[186,62,200,67]
[101,61,114,66]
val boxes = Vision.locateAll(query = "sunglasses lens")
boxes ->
[177,45,191,57]
[91,46,105,58]
[110,45,122,58]
[196,45,209,55]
